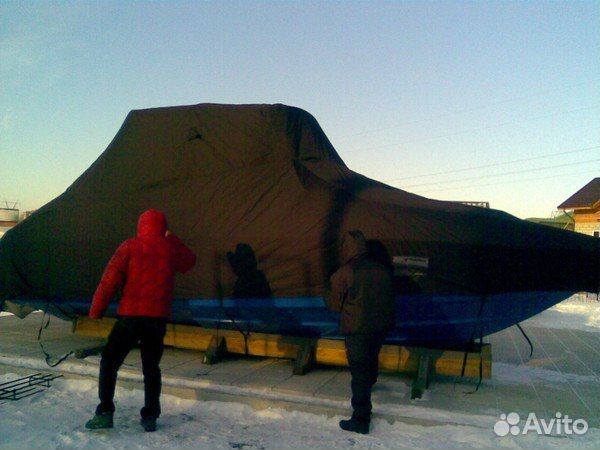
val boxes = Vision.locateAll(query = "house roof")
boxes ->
[558,178,600,210]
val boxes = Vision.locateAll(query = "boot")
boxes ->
[140,416,157,432]
[339,417,370,435]
[85,412,114,430]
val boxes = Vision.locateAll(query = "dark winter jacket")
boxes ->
[325,230,396,335]
[89,209,196,319]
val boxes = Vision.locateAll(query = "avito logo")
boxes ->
[494,412,588,436]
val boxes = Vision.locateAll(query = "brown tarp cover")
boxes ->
[0,104,598,303]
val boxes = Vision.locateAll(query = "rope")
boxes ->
[455,294,487,394]
[216,281,251,355]
[465,329,484,394]
[516,323,534,358]
[37,300,74,367]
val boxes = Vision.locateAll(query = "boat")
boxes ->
[1,104,598,346]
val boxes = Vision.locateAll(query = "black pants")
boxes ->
[344,333,386,422]
[97,316,167,419]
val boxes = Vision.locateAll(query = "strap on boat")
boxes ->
[465,330,484,394]
[456,294,486,393]
[516,323,534,358]
[461,294,486,373]
[459,340,471,378]
[216,281,251,355]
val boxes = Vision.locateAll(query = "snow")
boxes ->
[524,296,599,333]
[0,354,497,429]
[493,362,599,386]
[1,374,598,450]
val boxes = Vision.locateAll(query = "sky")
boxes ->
[1,0,598,219]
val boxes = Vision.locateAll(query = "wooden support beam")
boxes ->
[411,355,431,399]
[293,340,316,375]
[202,335,227,365]
[73,317,491,379]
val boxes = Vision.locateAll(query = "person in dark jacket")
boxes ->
[326,230,396,435]
[85,209,196,432]
[227,243,272,299]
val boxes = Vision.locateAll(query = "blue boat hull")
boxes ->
[7,290,573,346]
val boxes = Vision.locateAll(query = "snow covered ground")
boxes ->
[523,296,599,333]
[1,373,597,450]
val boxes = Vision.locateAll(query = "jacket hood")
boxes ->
[341,230,367,264]
[137,209,168,237]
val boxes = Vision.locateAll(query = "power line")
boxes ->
[412,168,600,195]
[341,105,599,154]
[334,79,599,140]
[384,145,600,182]
[394,158,600,189]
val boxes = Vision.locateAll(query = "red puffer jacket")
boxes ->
[89,209,196,319]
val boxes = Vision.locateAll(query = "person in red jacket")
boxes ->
[85,209,196,432]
